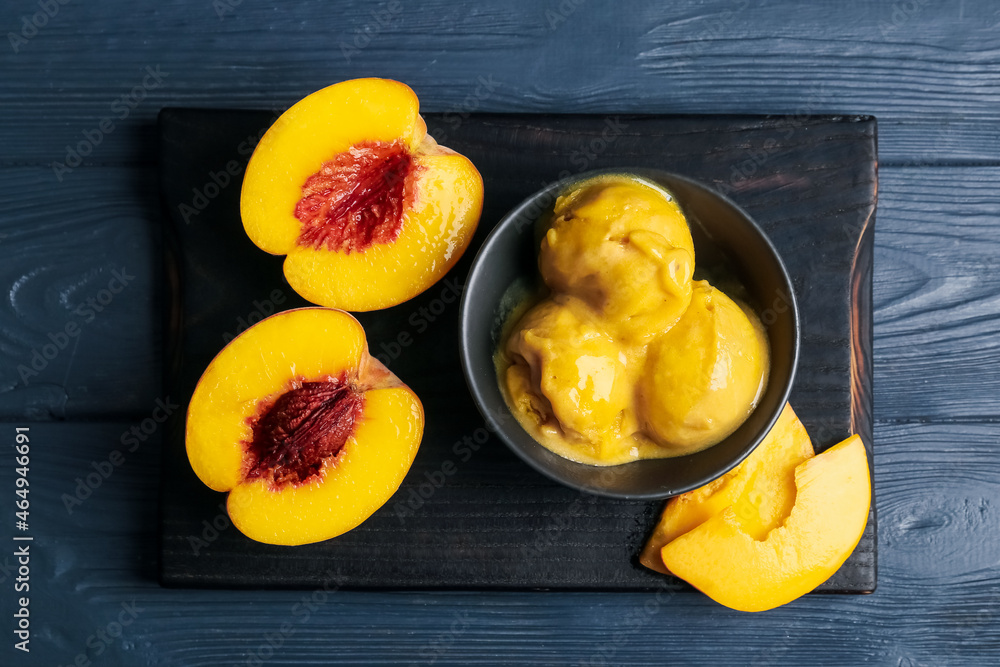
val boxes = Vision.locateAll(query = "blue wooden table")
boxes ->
[1,1,998,665]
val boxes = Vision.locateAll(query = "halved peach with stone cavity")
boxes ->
[241,78,484,311]
[185,308,424,546]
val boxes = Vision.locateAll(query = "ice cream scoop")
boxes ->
[461,166,797,496]
[639,281,769,451]
[500,175,772,465]
[539,176,695,344]
[504,297,634,460]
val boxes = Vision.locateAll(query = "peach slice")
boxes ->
[639,403,814,574]
[660,434,871,612]
[185,308,424,546]
[241,78,484,311]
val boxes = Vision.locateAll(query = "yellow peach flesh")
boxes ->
[639,403,814,574]
[185,307,424,546]
[660,434,871,612]
[240,78,483,312]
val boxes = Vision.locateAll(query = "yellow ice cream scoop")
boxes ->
[638,281,770,451]
[498,174,771,466]
[504,297,633,451]
[539,175,695,344]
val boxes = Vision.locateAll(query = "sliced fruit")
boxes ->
[639,402,814,574]
[186,307,424,546]
[660,434,871,612]
[241,78,484,311]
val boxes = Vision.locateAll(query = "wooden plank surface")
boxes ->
[1,419,996,665]
[0,0,998,663]
[0,1,999,166]
[0,166,161,419]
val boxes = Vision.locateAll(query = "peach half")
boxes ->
[241,78,484,311]
[185,308,424,546]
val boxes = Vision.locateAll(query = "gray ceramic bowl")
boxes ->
[458,168,799,499]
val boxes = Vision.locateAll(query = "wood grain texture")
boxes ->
[0,167,161,419]
[875,167,1000,421]
[2,420,996,666]
[1,0,999,166]
[0,0,998,662]
[0,140,993,660]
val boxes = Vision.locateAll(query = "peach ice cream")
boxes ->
[539,175,695,344]
[639,281,769,451]
[499,174,770,465]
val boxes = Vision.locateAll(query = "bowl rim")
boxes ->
[458,167,800,499]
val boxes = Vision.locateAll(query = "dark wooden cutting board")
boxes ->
[158,110,876,591]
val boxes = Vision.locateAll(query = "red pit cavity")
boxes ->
[295,140,415,253]
[246,377,364,487]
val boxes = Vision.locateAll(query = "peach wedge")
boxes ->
[660,434,871,612]
[640,403,815,574]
